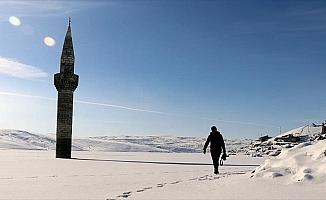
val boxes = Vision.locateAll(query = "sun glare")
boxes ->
[43,36,56,47]
[8,16,21,26]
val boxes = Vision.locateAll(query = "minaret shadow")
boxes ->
[54,19,79,158]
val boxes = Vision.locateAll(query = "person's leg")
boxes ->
[211,152,220,174]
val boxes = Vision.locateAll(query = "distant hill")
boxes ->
[0,129,251,153]
[248,125,325,157]
[0,129,56,150]
[275,125,322,139]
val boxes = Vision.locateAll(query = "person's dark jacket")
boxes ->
[203,131,226,154]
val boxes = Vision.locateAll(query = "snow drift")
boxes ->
[252,140,326,183]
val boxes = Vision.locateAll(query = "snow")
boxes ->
[252,140,326,183]
[0,129,325,199]
[246,124,325,157]
[276,125,321,139]
[0,150,324,200]
[0,150,262,200]
[0,129,55,150]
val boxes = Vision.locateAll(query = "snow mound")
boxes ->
[252,140,326,183]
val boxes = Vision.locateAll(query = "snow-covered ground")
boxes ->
[0,129,325,199]
[0,150,261,199]
[0,150,325,200]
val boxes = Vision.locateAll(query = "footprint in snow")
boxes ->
[24,176,38,179]
[0,177,13,180]
[170,180,182,184]
[157,183,164,187]
[196,171,249,181]
[198,175,209,181]
[117,191,132,198]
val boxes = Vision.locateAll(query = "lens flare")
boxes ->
[9,16,21,26]
[43,36,56,47]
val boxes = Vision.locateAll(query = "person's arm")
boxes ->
[203,135,210,154]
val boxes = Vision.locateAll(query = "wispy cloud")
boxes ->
[75,100,167,115]
[0,91,166,114]
[0,57,48,79]
[0,0,113,18]
[0,91,54,101]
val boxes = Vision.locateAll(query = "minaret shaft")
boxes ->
[56,91,73,158]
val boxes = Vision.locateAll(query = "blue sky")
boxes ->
[0,0,326,139]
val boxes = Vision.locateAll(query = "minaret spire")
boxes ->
[60,18,74,73]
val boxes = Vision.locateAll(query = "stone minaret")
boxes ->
[54,19,79,158]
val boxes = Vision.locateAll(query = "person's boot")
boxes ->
[214,169,219,174]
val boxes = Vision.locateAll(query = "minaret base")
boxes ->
[56,138,72,158]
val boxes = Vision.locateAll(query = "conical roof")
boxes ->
[60,19,75,73]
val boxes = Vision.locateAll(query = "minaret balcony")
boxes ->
[54,72,79,92]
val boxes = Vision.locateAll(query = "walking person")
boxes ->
[203,126,227,174]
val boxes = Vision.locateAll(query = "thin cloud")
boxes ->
[0,91,166,114]
[75,100,167,115]
[0,57,48,79]
[0,92,55,101]
[0,91,274,128]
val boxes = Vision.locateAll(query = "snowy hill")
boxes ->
[0,129,251,153]
[275,125,322,140]
[246,124,325,157]
[0,129,55,150]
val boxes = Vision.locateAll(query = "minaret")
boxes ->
[54,19,79,158]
